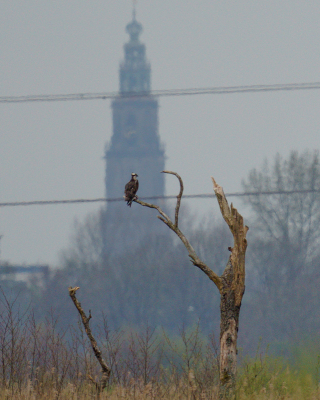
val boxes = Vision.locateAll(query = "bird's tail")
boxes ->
[126,195,138,207]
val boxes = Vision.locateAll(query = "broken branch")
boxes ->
[68,286,111,392]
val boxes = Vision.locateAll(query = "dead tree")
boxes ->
[68,287,111,394]
[134,171,248,398]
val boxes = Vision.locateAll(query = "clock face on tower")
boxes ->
[124,130,137,146]
[125,129,136,138]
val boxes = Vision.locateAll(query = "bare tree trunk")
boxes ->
[135,171,248,399]
[219,260,241,398]
[212,178,248,398]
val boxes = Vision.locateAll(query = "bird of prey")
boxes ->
[124,173,139,207]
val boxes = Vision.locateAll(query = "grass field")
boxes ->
[0,340,319,400]
[1,295,319,399]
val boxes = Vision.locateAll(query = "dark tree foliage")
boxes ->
[44,206,230,336]
[241,150,320,346]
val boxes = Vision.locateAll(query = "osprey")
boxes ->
[124,173,139,207]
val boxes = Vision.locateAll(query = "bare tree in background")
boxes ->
[135,171,248,399]
[60,210,105,273]
[241,150,320,343]
[242,150,320,282]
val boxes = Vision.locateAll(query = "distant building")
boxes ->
[103,12,166,256]
[0,264,49,289]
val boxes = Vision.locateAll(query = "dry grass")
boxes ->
[0,380,319,400]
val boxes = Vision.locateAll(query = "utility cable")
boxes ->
[1,81,320,104]
[1,189,320,207]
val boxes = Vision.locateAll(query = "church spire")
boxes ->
[104,7,165,254]
[119,8,151,93]
[132,0,137,22]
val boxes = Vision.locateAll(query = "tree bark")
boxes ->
[218,259,241,398]
[212,177,248,399]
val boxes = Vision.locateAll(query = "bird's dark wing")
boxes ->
[125,181,136,197]
[124,181,132,193]
[124,178,139,206]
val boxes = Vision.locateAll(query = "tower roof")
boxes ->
[119,10,151,94]
[126,9,142,42]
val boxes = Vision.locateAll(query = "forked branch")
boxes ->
[68,287,111,392]
[211,177,249,306]
[134,171,222,291]
[211,177,249,238]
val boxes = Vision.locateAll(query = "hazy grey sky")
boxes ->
[1,1,320,265]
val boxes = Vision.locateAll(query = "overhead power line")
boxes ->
[1,189,320,208]
[1,81,320,104]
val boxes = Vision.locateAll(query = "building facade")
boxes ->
[104,13,165,255]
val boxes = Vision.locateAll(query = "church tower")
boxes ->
[105,11,164,203]
[104,11,165,255]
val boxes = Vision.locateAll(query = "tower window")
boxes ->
[126,114,136,129]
